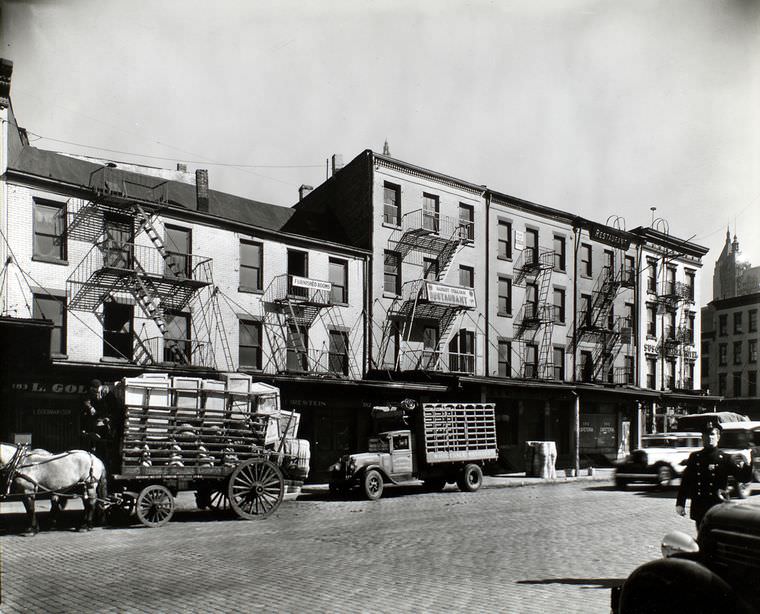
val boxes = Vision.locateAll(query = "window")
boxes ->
[287,325,308,372]
[734,341,742,365]
[422,193,439,232]
[526,229,539,264]
[459,265,474,288]
[733,372,742,397]
[665,267,676,295]
[623,255,635,285]
[750,339,757,364]
[646,259,657,293]
[287,249,309,298]
[581,244,592,276]
[666,360,676,389]
[421,326,438,369]
[498,339,511,377]
[719,314,728,336]
[553,235,566,271]
[239,320,262,369]
[685,313,695,344]
[449,329,475,373]
[553,288,565,324]
[240,240,263,291]
[646,303,657,337]
[608,303,615,330]
[719,343,727,366]
[383,182,401,225]
[164,225,192,279]
[527,284,539,318]
[581,294,592,327]
[329,330,349,376]
[624,303,635,332]
[603,250,614,274]
[624,355,635,384]
[381,327,399,370]
[718,373,727,396]
[525,344,538,378]
[103,302,133,360]
[646,358,656,389]
[749,309,758,333]
[33,199,67,262]
[103,213,134,269]
[423,257,438,281]
[164,311,191,363]
[458,203,474,241]
[666,310,676,340]
[498,277,512,316]
[734,312,743,334]
[580,350,593,382]
[748,371,757,397]
[685,270,695,301]
[329,258,348,304]
[33,294,66,355]
[553,347,564,381]
[383,251,401,294]
[497,221,512,259]
[685,362,694,389]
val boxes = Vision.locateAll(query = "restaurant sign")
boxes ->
[424,282,476,308]
[589,223,631,250]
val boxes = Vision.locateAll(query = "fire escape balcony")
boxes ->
[67,241,212,312]
[619,266,636,289]
[387,280,476,319]
[661,328,682,357]
[514,303,554,339]
[89,166,169,207]
[513,248,554,287]
[396,348,476,374]
[657,281,692,305]
[387,208,472,260]
[677,326,695,345]
[266,274,333,307]
[142,336,213,367]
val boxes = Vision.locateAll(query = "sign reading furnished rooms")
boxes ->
[424,282,476,308]
[291,276,332,291]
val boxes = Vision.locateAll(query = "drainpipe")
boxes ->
[484,190,490,376]
[571,390,580,475]
[572,225,580,381]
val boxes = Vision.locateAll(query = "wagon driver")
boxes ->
[81,379,115,469]
[675,422,752,529]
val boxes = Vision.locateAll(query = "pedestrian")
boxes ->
[675,422,752,529]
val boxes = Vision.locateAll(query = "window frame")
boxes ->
[33,198,67,263]
[497,276,512,317]
[383,250,401,295]
[553,287,565,324]
[102,301,134,361]
[581,243,592,277]
[33,293,67,356]
[553,235,566,271]
[329,257,349,305]
[497,220,512,260]
[497,339,511,377]
[458,202,474,241]
[328,329,350,376]
[459,265,474,289]
[383,182,401,226]
[239,239,263,292]
[238,319,263,370]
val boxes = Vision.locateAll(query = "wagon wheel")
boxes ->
[227,459,284,519]
[195,487,231,514]
[136,484,175,527]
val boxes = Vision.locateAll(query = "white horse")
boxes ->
[0,443,107,534]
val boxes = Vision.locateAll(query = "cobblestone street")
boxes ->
[5,477,750,613]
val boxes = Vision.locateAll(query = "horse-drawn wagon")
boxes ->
[1,372,310,531]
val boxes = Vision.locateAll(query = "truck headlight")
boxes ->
[660,531,699,558]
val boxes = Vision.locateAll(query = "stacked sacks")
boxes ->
[280,438,311,482]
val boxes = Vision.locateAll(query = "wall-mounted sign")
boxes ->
[644,340,659,355]
[424,282,477,308]
[589,223,631,250]
[292,276,332,291]
[514,230,525,251]
[684,348,698,361]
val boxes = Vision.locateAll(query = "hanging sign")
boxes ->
[644,340,659,355]
[514,230,525,251]
[589,223,631,250]
[291,276,331,291]
[424,282,476,308]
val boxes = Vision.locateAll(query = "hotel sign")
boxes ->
[424,282,476,308]
[292,276,332,291]
[589,223,631,250]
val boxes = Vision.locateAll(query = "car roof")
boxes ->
[719,421,760,431]
[643,432,701,438]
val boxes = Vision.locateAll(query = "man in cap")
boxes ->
[676,422,752,529]
[81,379,114,468]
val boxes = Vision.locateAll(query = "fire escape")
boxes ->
[657,277,694,389]
[262,274,360,377]
[513,247,555,379]
[378,208,474,372]
[573,263,634,383]
[65,167,213,366]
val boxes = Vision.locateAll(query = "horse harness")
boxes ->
[1,443,99,499]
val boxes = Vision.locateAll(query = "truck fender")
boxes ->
[618,558,755,614]
[357,465,394,485]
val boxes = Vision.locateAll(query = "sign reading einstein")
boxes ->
[424,282,476,308]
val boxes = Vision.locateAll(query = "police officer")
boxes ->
[676,422,752,529]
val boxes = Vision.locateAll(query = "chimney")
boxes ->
[177,163,187,173]
[0,58,13,109]
[331,154,344,176]
[299,184,314,201]
[196,169,209,212]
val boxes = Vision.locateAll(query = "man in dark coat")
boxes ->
[80,379,114,468]
[676,422,752,529]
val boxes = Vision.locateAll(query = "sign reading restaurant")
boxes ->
[424,282,476,308]
[588,222,631,250]
[291,276,332,291]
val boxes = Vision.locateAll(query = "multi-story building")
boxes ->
[1,59,717,477]
[701,230,760,418]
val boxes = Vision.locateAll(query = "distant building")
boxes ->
[702,230,760,418]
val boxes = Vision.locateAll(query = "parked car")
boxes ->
[718,421,760,498]
[611,500,760,613]
[676,411,749,432]
[613,432,702,489]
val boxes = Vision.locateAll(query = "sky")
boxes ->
[2,0,758,302]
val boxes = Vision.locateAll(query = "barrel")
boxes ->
[524,441,557,479]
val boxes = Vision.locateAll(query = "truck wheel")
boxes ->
[457,464,483,492]
[614,476,629,489]
[362,470,384,500]
[656,465,672,488]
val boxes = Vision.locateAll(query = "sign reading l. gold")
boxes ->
[424,282,476,308]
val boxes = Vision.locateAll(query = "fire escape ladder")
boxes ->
[324,306,361,378]
[433,309,459,370]
[284,299,312,373]
[210,287,234,371]
[131,202,183,279]
[262,310,288,373]
[132,326,156,366]
[436,239,462,282]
